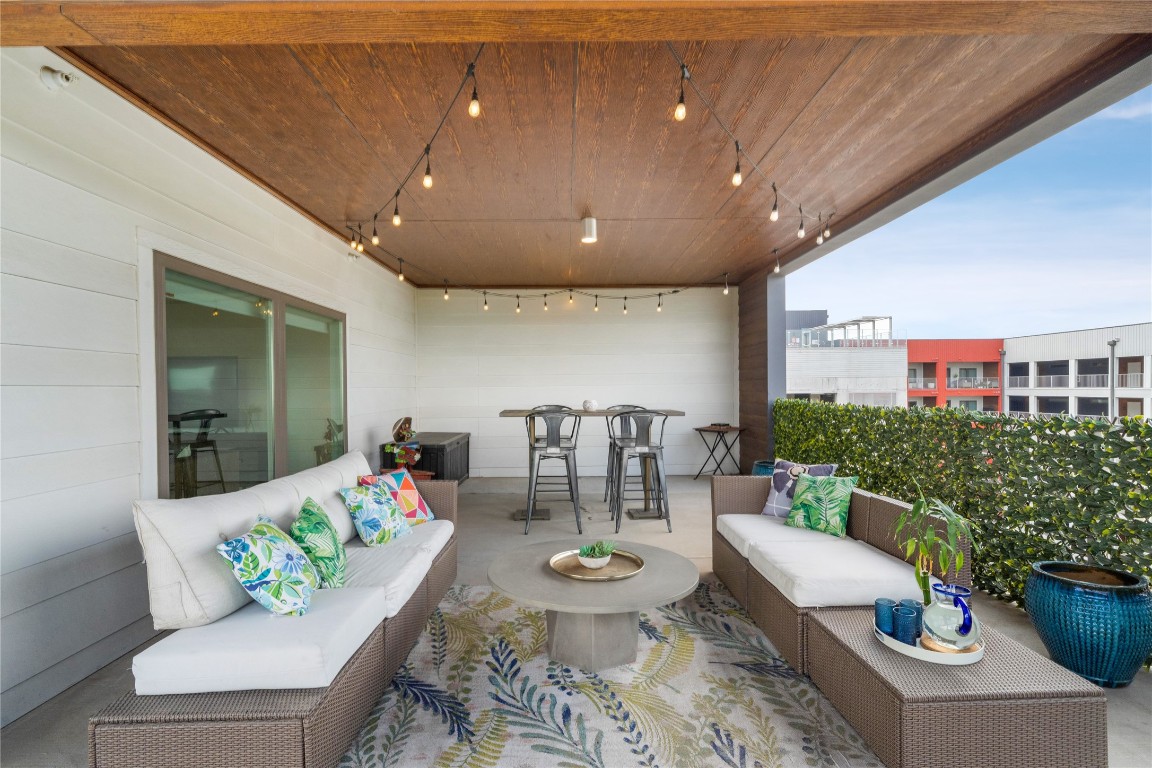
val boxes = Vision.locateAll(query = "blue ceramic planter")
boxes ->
[1026,561,1152,688]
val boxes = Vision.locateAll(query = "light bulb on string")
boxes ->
[594,295,599,312]
[623,297,628,315]
[515,295,521,314]
[349,231,357,249]
[657,293,663,312]
[483,291,489,311]
[422,147,433,189]
[397,258,405,282]
[723,273,730,296]
[674,64,688,121]
[443,281,450,301]
[371,214,380,246]
[357,224,365,252]
[823,215,832,240]
[731,141,743,187]
[816,215,824,245]
[770,183,779,222]
[392,197,401,227]
[568,288,574,304]
[773,249,781,274]
[797,205,806,239]
[544,296,549,311]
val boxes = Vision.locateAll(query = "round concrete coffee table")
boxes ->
[487,539,699,671]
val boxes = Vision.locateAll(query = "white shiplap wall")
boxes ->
[415,289,739,477]
[0,49,416,724]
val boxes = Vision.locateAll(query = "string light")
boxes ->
[422,147,433,189]
[467,63,481,118]
[770,183,779,221]
[397,258,405,282]
[483,291,489,310]
[773,248,781,274]
[594,295,599,312]
[443,281,450,300]
[623,296,628,315]
[348,231,357,249]
[356,224,364,252]
[723,273,730,295]
[657,293,663,312]
[823,214,832,240]
[515,294,521,313]
[674,64,688,121]
[392,195,402,227]
[731,141,743,187]
[816,214,824,245]
[797,205,806,239]
[568,288,574,304]
[544,296,549,311]
[371,214,379,246]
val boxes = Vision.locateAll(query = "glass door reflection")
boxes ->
[285,306,345,473]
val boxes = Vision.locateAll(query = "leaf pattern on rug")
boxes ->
[342,578,881,768]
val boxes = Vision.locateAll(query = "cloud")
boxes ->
[1093,98,1152,121]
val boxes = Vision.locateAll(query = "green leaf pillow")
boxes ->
[339,484,412,546]
[216,516,319,616]
[785,473,858,538]
[289,498,347,589]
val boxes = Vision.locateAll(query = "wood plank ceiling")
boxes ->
[5,3,1150,289]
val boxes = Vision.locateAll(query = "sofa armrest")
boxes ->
[865,493,972,588]
[416,480,458,526]
[711,476,772,524]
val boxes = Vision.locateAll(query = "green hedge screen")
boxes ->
[773,399,1152,605]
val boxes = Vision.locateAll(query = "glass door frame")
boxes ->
[153,252,348,498]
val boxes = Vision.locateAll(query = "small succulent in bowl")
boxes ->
[578,540,616,569]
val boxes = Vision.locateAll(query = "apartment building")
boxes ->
[907,339,1003,413]
[786,314,908,407]
[1003,323,1150,417]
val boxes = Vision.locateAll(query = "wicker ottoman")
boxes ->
[806,610,1107,768]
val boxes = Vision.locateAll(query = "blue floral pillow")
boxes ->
[339,484,412,546]
[216,516,319,616]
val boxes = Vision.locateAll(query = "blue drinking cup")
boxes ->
[893,606,919,646]
[899,598,924,637]
[874,598,897,636]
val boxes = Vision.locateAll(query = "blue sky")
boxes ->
[788,86,1152,339]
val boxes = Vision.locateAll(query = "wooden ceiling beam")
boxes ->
[4,1,1151,47]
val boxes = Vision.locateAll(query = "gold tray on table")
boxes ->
[549,550,645,581]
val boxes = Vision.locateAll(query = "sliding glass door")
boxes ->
[156,254,346,498]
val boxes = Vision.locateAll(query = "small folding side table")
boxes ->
[693,425,745,479]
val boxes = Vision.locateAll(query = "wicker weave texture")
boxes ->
[868,494,973,587]
[415,479,459,525]
[428,537,458,604]
[709,475,770,521]
[712,531,749,606]
[384,584,429,680]
[746,566,806,673]
[806,610,1107,768]
[846,488,874,541]
[91,720,305,768]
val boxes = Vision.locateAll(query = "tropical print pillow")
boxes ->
[785,473,858,538]
[289,498,347,589]
[339,483,412,546]
[216,516,319,616]
[364,469,435,524]
[762,459,838,517]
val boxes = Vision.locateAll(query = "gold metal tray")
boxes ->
[549,549,645,581]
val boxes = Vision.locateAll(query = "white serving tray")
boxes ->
[873,625,984,665]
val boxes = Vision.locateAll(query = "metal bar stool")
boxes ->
[602,404,644,506]
[607,409,671,533]
[523,408,583,535]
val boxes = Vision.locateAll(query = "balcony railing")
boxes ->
[1076,374,1108,388]
[1118,372,1144,388]
[947,377,1000,389]
[908,378,936,389]
[1008,376,1029,387]
[1035,375,1069,387]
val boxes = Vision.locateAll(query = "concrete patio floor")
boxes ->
[2,475,1149,767]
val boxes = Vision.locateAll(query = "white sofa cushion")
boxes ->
[747,535,925,608]
[343,519,455,617]
[716,513,840,558]
[134,451,372,629]
[132,587,387,695]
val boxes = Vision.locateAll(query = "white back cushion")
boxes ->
[134,450,371,629]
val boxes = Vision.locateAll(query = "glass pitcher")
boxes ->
[923,583,981,651]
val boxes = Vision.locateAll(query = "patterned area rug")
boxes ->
[339,580,881,768]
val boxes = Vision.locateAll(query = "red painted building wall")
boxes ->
[908,339,1004,411]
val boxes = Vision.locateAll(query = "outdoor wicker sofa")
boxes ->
[88,451,458,768]
[710,474,971,674]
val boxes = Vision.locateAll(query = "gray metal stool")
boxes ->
[603,405,644,507]
[607,409,671,533]
[524,408,583,535]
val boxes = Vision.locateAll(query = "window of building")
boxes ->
[156,254,346,498]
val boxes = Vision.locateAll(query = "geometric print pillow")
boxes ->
[216,516,319,616]
[362,469,435,524]
[339,483,412,546]
[289,498,347,589]
[761,458,838,517]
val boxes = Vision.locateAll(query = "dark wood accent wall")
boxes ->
[738,270,769,474]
